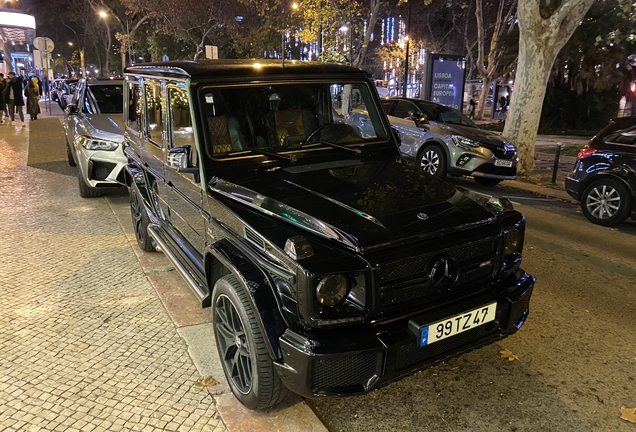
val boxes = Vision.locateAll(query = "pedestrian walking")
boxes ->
[0,73,6,123]
[498,95,507,123]
[3,72,25,126]
[25,77,41,120]
[468,96,477,119]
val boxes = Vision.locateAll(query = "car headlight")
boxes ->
[78,136,120,151]
[501,227,524,277]
[452,135,481,148]
[316,274,349,307]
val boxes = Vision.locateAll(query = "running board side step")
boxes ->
[147,224,210,306]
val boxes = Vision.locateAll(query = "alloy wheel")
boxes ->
[130,191,146,242]
[215,294,252,394]
[585,184,621,220]
[420,149,440,175]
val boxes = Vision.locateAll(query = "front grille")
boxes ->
[395,322,497,369]
[375,238,498,312]
[90,161,116,181]
[312,351,378,390]
[489,144,516,159]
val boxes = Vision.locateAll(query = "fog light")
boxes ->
[457,154,472,166]
[316,274,348,306]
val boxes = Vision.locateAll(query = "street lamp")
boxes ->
[99,11,107,18]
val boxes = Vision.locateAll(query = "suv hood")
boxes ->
[83,114,124,142]
[433,122,512,148]
[209,160,499,252]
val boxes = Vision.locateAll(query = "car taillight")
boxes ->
[577,147,596,160]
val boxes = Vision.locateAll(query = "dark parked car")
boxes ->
[566,125,636,226]
[123,60,534,410]
[381,97,518,186]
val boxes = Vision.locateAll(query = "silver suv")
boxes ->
[64,78,126,197]
[382,97,518,186]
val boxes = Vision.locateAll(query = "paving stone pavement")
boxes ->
[0,118,227,431]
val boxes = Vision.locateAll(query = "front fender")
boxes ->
[206,239,288,360]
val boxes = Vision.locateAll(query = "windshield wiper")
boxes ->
[250,148,296,162]
[300,140,362,155]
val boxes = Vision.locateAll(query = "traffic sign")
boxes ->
[33,37,55,53]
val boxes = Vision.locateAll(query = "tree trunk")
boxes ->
[80,49,86,78]
[503,37,556,172]
[352,0,381,69]
[502,0,595,174]
[474,82,491,120]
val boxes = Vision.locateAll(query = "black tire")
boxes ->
[580,178,631,227]
[129,185,155,252]
[417,144,447,178]
[77,168,101,198]
[212,275,289,410]
[474,177,501,187]
[66,139,76,167]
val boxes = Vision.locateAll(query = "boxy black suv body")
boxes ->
[122,60,535,409]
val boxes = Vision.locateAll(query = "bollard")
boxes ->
[551,142,563,184]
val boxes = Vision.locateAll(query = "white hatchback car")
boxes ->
[64,78,126,197]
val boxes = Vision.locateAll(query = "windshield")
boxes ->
[199,81,388,158]
[86,84,124,114]
[416,101,478,128]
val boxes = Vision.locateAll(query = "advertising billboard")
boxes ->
[423,54,466,111]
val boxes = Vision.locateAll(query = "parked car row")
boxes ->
[63,60,534,410]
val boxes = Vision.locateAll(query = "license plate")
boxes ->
[418,303,497,347]
[494,159,513,167]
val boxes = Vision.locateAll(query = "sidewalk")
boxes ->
[1,106,327,432]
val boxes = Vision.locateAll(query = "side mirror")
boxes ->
[168,146,199,174]
[410,112,428,126]
[168,145,191,169]
[65,104,77,115]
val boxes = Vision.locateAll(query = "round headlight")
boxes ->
[504,230,520,255]
[316,274,348,307]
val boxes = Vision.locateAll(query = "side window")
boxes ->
[393,101,417,119]
[125,80,141,133]
[168,83,197,163]
[144,79,164,145]
[381,100,394,115]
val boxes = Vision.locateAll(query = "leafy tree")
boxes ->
[88,0,157,70]
[471,0,517,120]
[540,0,636,129]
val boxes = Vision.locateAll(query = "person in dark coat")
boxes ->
[25,77,41,120]
[0,73,6,123]
[3,72,25,126]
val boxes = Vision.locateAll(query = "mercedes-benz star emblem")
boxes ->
[428,257,460,292]
[417,213,429,220]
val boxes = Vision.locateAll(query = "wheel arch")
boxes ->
[417,139,450,162]
[578,171,635,203]
[205,239,288,360]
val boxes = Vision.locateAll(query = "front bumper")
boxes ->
[274,269,534,398]
[448,144,518,179]
[77,145,127,187]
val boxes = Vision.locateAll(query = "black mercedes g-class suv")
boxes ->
[122,60,535,410]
